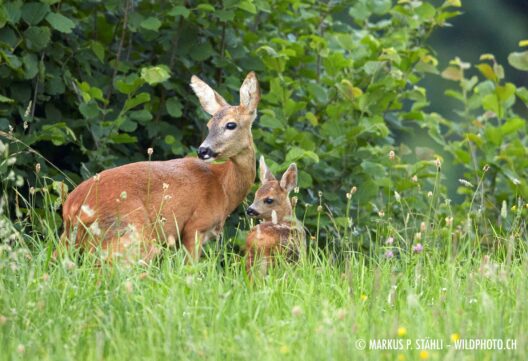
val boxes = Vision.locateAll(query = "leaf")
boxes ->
[0,95,15,103]
[124,92,151,111]
[91,41,105,63]
[168,6,190,18]
[165,135,176,145]
[305,112,318,126]
[476,63,496,81]
[130,110,153,123]
[445,0,462,7]
[79,102,99,119]
[441,66,462,81]
[140,17,162,32]
[215,10,235,21]
[21,2,50,25]
[115,74,144,95]
[259,114,284,129]
[238,1,257,14]
[415,3,435,19]
[23,26,51,51]
[0,6,7,28]
[45,76,65,95]
[370,0,392,15]
[482,94,499,115]
[46,12,76,33]
[516,87,528,105]
[166,97,182,117]
[306,83,328,104]
[500,117,525,136]
[508,51,528,71]
[496,83,516,102]
[286,147,319,163]
[196,4,215,12]
[120,118,137,132]
[190,41,214,61]
[109,134,138,144]
[4,2,22,24]
[140,66,171,85]
[22,53,39,79]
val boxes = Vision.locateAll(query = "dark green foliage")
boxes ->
[0,0,526,250]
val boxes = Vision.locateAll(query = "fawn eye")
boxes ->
[264,197,274,205]
[225,122,237,130]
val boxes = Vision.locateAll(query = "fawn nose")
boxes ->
[246,207,259,217]
[198,146,215,160]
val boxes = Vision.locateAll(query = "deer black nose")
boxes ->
[246,207,259,217]
[198,146,214,160]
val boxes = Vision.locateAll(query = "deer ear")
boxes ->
[239,71,260,115]
[190,75,229,115]
[259,156,276,184]
[280,163,297,193]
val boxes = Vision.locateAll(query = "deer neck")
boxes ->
[215,142,256,213]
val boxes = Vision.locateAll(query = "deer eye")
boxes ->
[264,197,274,205]
[225,122,237,130]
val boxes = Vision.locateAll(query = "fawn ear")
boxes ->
[190,75,229,115]
[259,156,276,184]
[239,71,260,116]
[280,163,297,193]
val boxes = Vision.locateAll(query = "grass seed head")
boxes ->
[291,305,303,317]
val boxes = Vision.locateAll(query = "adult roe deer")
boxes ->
[245,157,306,274]
[61,72,260,262]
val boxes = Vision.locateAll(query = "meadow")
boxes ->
[0,177,526,360]
[1,0,528,360]
[0,238,526,361]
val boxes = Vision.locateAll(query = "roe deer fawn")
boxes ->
[61,72,260,262]
[245,157,306,274]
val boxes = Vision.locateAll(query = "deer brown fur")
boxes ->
[245,157,306,274]
[61,72,260,262]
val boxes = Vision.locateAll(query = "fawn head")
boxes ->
[246,156,297,222]
[190,72,260,162]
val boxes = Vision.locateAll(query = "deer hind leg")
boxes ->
[181,228,206,262]
[91,207,160,264]
[181,222,221,262]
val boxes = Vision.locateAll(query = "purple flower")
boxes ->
[412,243,424,253]
[385,250,394,258]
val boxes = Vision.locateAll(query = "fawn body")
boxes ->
[61,72,260,262]
[245,157,305,273]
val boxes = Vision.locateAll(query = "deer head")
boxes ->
[190,72,260,162]
[246,156,297,222]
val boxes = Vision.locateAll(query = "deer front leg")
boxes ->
[182,228,207,262]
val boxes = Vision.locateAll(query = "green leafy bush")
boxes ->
[0,0,526,252]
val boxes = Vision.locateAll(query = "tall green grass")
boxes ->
[0,235,526,360]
